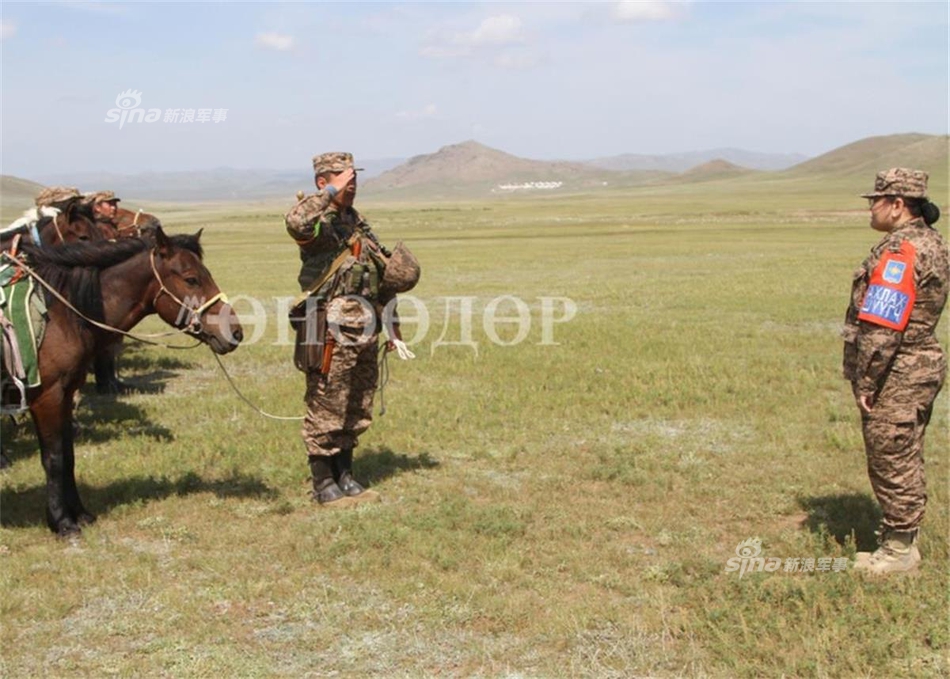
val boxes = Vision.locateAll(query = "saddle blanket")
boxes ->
[1,265,47,404]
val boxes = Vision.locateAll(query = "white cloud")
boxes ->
[421,14,525,60]
[462,15,523,46]
[613,1,682,23]
[1,21,16,40]
[397,104,438,121]
[255,32,294,52]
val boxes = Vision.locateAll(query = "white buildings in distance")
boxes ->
[493,181,564,192]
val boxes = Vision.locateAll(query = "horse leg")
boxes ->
[61,408,95,526]
[32,388,81,536]
[93,345,125,395]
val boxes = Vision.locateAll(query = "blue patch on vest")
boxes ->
[882,260,906,285]
[860,284,909,325]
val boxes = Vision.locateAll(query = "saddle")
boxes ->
[0,257,47,414]
[0,206,59,249]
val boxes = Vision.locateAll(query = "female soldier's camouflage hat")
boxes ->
[380,242,421,295]
[35,186,81,207]
[312,152,364,175]
[860,168,929,199]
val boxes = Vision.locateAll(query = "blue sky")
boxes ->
[1,1,947,176]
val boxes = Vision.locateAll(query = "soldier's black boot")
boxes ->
[333,449,380,502]
[309,456,353,506]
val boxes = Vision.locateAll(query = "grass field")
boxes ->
[1,178,948,677]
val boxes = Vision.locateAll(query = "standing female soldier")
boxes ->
[843,168,948,575]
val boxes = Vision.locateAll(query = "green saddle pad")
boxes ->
[0,271,48,389]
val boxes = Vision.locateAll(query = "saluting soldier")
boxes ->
[284,152,419,507]
[843,168,948,575]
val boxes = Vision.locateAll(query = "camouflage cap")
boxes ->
[380,242,421,295]
[82,190,121,205]
[312,152,364,175]
[860,168,929,199]
[35,186,81,207]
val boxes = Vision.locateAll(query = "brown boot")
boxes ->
[854,529,920,576]
[309,456,356,507]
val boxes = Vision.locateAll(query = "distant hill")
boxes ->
[365,140,608,194]
[5,134,945,205]
[0,175,46,218]
[787,133,948,179]
[587,148,808,172]
[674,159,756,183]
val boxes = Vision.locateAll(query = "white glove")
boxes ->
[392,338,415,360]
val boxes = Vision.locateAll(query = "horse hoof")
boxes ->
[0,451,11,470]
[77,512,97,526]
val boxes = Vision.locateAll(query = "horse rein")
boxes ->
[52,213,66,243]
[149,249,229,336]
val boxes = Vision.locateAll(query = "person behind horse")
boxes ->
[83,191,122,240]
[35,186,83,212]
[80,191,134,393]
[285,152,409,507]
[1,186,85,250]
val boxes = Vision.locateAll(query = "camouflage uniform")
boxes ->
[843,169,949,533]
[284,153,389,461]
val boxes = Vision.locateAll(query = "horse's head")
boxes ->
[150,226,243,354]
[39,201,102,245]
[114,207,162,239]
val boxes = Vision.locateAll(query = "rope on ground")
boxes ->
[211,351,304,421]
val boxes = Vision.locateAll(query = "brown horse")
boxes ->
[112,206,162,239]
[40,201,103,244]
[15,226,242,535]
[1,200,102,251]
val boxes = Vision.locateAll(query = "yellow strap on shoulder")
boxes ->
[291,232,360,309]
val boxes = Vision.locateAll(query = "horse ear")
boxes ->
[194,228,204,242]
[154,225,172,253]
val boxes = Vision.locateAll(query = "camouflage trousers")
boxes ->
[857,349,946,532]
[302,329,380,458]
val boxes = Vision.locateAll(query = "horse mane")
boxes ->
[141,232,203,259]
[21,233,203,324]
[64,200,94,223]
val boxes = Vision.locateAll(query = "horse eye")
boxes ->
[185,277,200,286]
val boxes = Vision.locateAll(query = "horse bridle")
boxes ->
[149,249,229,336]
[116,209,144,238]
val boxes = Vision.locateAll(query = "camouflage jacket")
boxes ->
[843,218,949,399]
[284,190,389,328]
